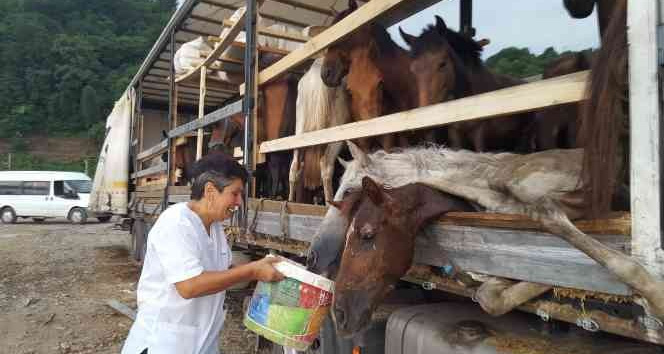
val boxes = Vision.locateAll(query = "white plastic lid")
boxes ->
[268,255,335,293]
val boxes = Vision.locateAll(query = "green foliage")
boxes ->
[0,0,173,139]
[0,153,98,177]
[485,46,587,79]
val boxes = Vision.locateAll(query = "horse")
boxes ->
[331,177,472,335]
[321,0,418,152]
[288,58,351,204]
[307,141,664,328]
[563,0,618,38]
[577,0,627,217]
[399,16,531,152]
[530,51,592,151]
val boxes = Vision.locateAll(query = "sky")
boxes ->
[387,0,600,59]
[176,0,601,59]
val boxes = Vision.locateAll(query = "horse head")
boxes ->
[400,15,480,107]
[332,176,472,336]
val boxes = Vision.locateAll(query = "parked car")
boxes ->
[0,171,112,224]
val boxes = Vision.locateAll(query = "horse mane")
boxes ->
[369,24,402,58]
[298,59,350,189]
[578,0,627,217]
[410,24,483,68]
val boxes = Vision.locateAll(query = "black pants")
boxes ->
[140,350,147,354]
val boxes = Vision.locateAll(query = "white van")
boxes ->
[0,171,112,224]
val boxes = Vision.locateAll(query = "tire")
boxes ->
[97,216,112,223]
[33,218,46,223]
[1,207,17,224]
[68,207,88,224]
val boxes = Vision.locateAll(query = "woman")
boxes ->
[122,154,284,354]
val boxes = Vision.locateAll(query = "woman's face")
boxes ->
[206,178,244,221]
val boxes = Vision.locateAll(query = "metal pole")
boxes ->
[460,0,475,38]
[163,29,177,210]
[242,0,258,233]
[7,153,11,170]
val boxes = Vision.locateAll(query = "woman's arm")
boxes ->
[174,257,284,299]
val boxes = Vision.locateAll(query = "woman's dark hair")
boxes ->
[189,154,249,200]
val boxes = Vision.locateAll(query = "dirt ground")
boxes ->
[0,218,257,354]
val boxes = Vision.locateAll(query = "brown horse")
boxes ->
[577,0,627,217]
[331,177,472,336]
[531,51,592,150]
[399,16,531,152]
[321,0,418,152]
[563,0,618,37]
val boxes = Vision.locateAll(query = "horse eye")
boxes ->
[360,230,374,240]
[439,61,448,69]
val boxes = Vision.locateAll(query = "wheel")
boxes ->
[1,207,17,224]
[97,216,112,223]
[68,207,88,224]
[33,218,46,223]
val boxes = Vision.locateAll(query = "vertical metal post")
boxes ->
[460,0,475,38]
[242,0,258,233]
[629,0,664,276]
[163,29,177,209]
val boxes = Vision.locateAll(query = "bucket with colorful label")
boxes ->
[244,256,334,351]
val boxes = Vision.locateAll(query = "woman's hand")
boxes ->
[251,256,285,282]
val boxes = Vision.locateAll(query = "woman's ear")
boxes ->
[204,181,218,198]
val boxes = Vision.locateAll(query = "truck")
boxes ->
[89,0,664,352]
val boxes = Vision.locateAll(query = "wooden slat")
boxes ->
[270,0,336,16]
[168,186,192,195]
[247,198,631,235]
[199,0,309,28]
[176,6,247,84]
[136,139,168,161]
[242,0,412,92]
[220,19,309,43]
[247,210,631,295]
[627,0,664,277]
[169,194,191,203]
[168,99,243,138]
[260,71,589,153]
[131,163,167,179]
[136,184,167,192]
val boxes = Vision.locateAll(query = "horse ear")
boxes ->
[435,15,448,34]
[399,27,417,47]
[347,141,370,167]
[348,0,357,11]
[337,158,349,169]
[362,176,383,205]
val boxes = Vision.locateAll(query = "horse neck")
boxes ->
[375,46,418,110]
[463,61,522,95]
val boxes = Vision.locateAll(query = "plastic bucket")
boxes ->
[244,257,334,351]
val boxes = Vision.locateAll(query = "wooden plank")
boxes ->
[247,198,631,235]
[199,0,309,28]
[136,139,168,161]
[260,71,589,153]
[246,210,631,295]
[270,0,336,16]
[175,6,247,84]
[242,0,412,92]
[168,186,191,195]
[628,0,664,277]
[219,20,310,43]
[136,184,167,192]
[168,99,243,138]
[404,266,664,345]
[169,194,191,203]
[131,163,167,179]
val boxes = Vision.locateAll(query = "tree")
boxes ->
[80,85,100,127]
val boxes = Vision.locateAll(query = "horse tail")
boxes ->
[303,146,323,189]
[578,0,627,217]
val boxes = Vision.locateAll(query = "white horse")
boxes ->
[308,141,664,319]
[289,58,351,204]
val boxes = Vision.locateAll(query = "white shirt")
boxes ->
[122,203,231,354]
